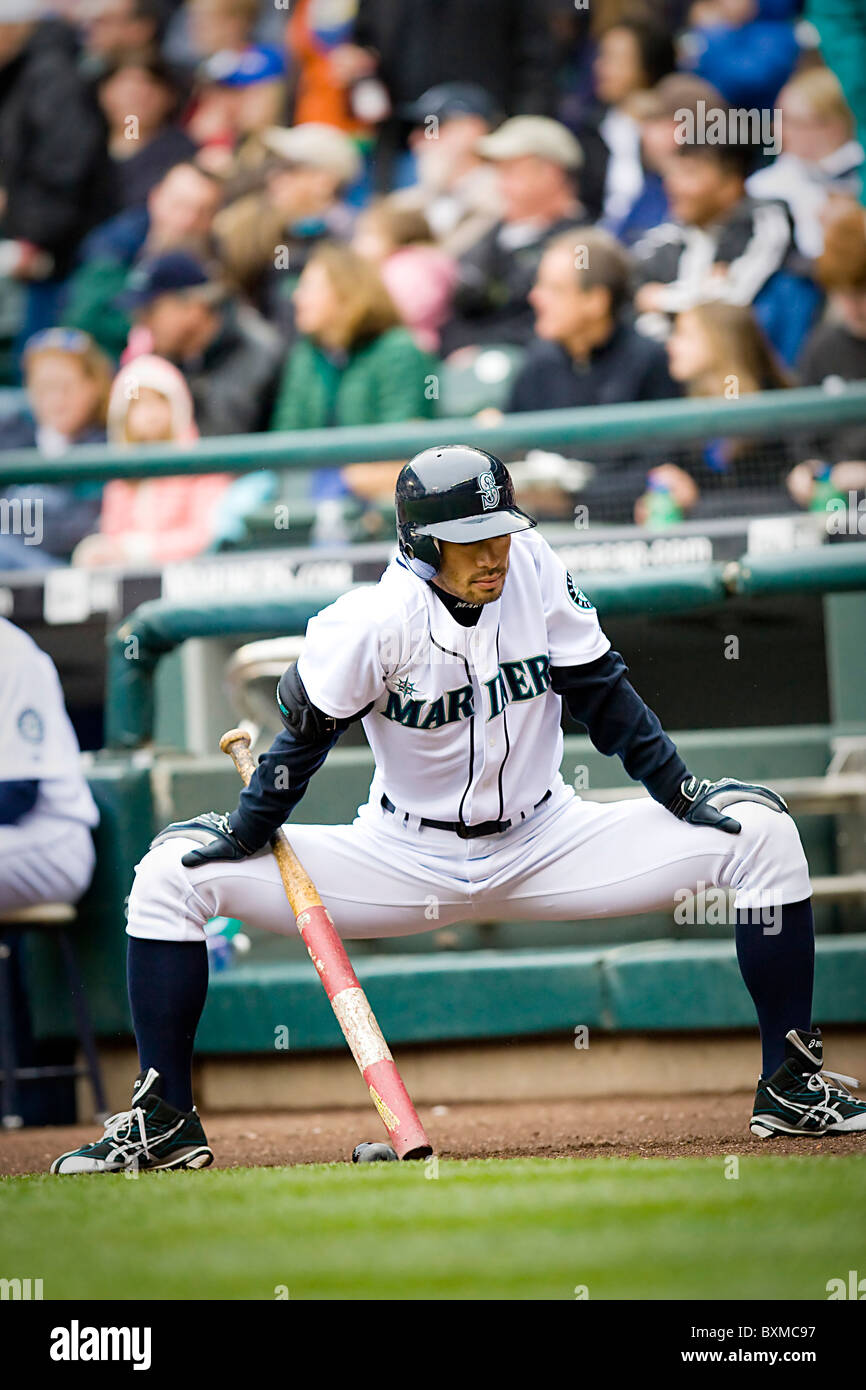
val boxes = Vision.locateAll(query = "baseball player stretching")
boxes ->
[52,447,866,1172]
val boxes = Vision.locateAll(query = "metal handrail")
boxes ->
[3,383,865,484]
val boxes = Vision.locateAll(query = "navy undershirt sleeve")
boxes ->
[0,779,39,825]
[228,725,344,852]
[550,650,688,806]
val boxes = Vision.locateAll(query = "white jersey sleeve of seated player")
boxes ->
[0,617,99,827]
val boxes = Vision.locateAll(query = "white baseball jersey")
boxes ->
[297,529,610,826]
[0,617,98,829]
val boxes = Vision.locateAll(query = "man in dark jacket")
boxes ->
[121,251,283,435]
[510,226,677,412]
[0,11,114,284]
[508,226,678,523]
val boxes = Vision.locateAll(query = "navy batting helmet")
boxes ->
[395,445,536,572]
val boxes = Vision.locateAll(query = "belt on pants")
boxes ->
[380,789,552,840]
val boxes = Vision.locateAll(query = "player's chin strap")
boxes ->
[400,543,439,582]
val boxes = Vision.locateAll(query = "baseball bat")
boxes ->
[219,728,433,1161]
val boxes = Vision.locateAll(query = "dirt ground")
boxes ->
[2,1094,865,1175]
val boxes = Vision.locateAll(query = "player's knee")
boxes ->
[735,800,808,873]
[126,838,209,942]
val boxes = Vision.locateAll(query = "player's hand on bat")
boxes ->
[668,776,788,835]
[150,811,255,867]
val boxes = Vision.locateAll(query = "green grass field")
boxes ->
[2,1155,865,1300]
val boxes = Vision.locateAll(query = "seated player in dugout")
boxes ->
[52,447,866,1173]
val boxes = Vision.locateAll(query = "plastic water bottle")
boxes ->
[809,462,844,513]
[644,475,683,528]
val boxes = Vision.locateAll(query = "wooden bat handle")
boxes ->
[219,727,322,916]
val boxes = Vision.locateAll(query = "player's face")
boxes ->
[435,534,512,604]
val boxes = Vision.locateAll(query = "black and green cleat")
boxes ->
[750,1028,866,1139]
[50,1068,214,1174]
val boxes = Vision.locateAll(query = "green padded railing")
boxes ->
[106,544,866,748]
[731,544,866,596]
[2,384,865,483]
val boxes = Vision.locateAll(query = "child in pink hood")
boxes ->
[73,355,232,567]
[352,199,456,354]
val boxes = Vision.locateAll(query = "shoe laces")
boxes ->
[806,1068,861,1107]
[97,1106,155,1166]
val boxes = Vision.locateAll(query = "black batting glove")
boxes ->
[665,776,788,836]
[150,811,256,867]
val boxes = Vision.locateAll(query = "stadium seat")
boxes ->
[435,344,527,417]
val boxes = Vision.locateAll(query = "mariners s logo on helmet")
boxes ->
[477,470,500,511]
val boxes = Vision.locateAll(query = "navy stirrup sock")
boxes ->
[127,937,209,1113]
[735,896,815,1078]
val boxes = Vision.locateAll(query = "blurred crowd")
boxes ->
[1,0,866,567]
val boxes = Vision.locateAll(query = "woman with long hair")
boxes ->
[270,242,438,536]
[636,301,796,523]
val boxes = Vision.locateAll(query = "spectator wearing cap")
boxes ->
[187,38,287,175]
[509,227,678,413]
[609,74,726,247]
[0,327,112,568]
[0,5,116,343]
[62,161,223,360]
[746,67,864,258]
[588,15,676,229]
[329,0,557,190]
[441,116,586,355]
[631,139,814,364]
[215,123,360,338]
[97,50,197,210]
[120,250,283,434]
[392,84,503,258]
